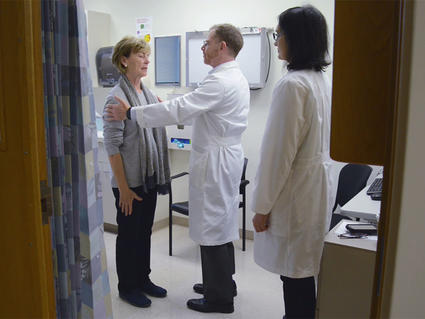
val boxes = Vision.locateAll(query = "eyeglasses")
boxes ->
[272,32,282,41]
[201,40,209,48]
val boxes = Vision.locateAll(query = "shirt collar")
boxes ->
[208,60,238,74]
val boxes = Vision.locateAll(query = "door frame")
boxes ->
[371,0,414,317]
[0,0,55,317]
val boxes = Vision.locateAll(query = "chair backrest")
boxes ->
[241,157,248,180]
[239,158,249,196]
[333,163,372,212]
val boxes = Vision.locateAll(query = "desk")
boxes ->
[316,221,377,318]
[340,184,381,222]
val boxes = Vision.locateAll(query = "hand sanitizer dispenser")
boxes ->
[166,93,192,151]
[167,125,192,151]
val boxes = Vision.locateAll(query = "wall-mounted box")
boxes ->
[186,27,270,89]
[165,93,192,151]
[96,47,120,87]
[167,126,192,151]
[154,35,181,86]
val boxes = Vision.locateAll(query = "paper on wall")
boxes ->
[136,16,153,43]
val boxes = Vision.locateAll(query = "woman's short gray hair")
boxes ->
[112,36,151,74]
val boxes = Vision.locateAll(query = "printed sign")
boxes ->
[136,16,153,43]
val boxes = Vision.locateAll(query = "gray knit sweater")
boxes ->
[102,84,170,191]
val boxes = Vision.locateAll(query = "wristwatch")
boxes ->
[126,107,132,120]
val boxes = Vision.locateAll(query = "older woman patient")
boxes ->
[103,36,170,308]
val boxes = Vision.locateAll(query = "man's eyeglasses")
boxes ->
[272,32,282,41]
[202,40,209,48]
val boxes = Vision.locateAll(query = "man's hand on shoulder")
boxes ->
[105,96,130,121]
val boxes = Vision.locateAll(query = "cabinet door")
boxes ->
[317,242,376,318]
[331,0,401,165]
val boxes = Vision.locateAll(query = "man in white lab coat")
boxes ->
[106,24,249,314]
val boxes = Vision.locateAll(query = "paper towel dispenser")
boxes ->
[96,46,120,87]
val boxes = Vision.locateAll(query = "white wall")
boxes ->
[84,0,336,230]
[86,11,111,87]
[389,1,425,317]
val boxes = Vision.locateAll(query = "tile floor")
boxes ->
[104,225,285,318]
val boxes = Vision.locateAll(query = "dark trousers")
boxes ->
[281,275,316,319]
[112,186,157,293]
[200,242,235,305]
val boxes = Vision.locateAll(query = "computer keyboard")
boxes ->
[367,177,383,200]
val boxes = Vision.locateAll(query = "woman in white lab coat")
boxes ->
[251,6,334,319]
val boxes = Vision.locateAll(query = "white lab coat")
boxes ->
[132,61,250,246]
[251,69,335,278]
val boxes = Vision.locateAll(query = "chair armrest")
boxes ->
[171,172,189,180]
[240,179,250,192]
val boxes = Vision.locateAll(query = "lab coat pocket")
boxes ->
[189,149,209,189]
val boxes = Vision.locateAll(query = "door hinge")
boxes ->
[40,180,53,225]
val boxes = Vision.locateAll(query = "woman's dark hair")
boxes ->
[278,5,330,71]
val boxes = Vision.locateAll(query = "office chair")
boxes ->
[168,158,249,256]
[329,163,372,231]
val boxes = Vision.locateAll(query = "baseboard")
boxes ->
[104,216,253,240]
[240,228,254,240]
[152,217,170,232]
[104,223,117,233]
[103,216,187,235]
[171,215,189,227]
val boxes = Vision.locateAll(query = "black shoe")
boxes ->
[119,290,151,308]
[141,280,167,298]
[193,280,237,296]
[187,298,234,313]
